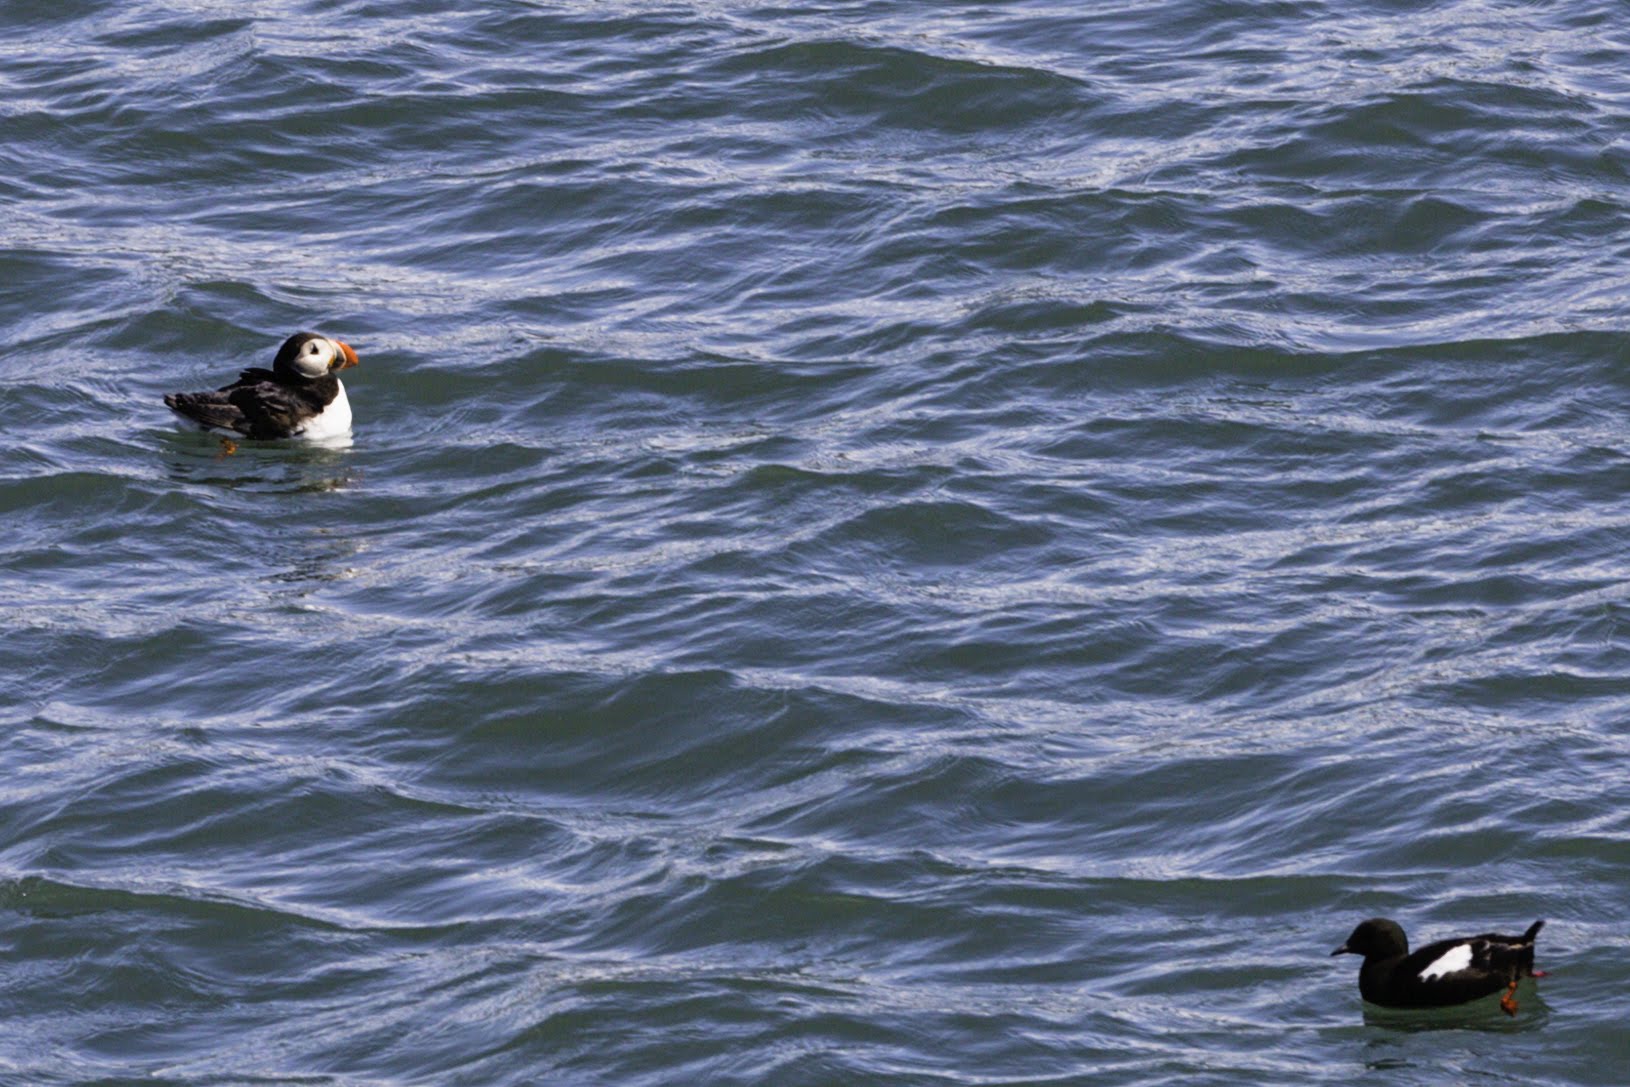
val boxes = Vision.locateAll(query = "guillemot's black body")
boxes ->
[1332,918,1545,1016]
[164,331,359,441]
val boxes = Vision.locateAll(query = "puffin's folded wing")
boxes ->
[229,381,309,440]
[164,391,248,434]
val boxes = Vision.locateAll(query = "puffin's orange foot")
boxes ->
[1499,980,1519,1017]
[217,437,238,457]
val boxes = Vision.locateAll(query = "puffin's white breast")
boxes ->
[296,379,352,440]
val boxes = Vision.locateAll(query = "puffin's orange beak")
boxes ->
[335,340,359,370]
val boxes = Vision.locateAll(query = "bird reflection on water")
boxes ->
[1358,982,1550,1033]
[161,429,359,496]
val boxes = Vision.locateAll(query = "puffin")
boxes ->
[164,331,359,445]
[1332,917,1546,1016]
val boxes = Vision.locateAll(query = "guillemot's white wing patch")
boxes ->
[1418,943,1473,980]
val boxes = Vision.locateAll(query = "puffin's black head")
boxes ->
[271,331,360,382]
[1332,918,1409,960]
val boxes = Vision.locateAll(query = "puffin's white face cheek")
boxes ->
[292,338,336,378]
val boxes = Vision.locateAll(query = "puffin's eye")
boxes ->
[310,344,319,354]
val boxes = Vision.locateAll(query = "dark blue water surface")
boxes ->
[5,2,1630,1083]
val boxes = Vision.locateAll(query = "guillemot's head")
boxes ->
[1332,918,1409,960]
[272,331,360,381]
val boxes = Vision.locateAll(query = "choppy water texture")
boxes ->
[4,1,1630,1083]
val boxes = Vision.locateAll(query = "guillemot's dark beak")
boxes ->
[332,340,359,371]
[1331,943,1352,956]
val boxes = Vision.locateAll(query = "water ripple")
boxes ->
[5,0,1630,1083]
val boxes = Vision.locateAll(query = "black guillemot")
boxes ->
[1332,917,1545,1016]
